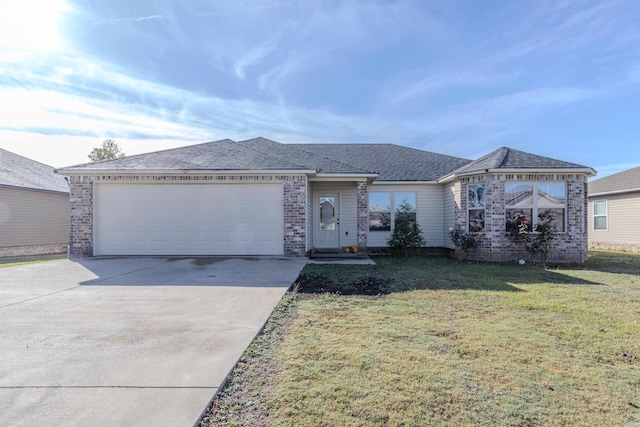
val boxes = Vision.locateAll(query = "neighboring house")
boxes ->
[0,148,70,257]
[587,165,640,252]
[55,138,595,263]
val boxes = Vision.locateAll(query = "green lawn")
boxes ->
[204,251,640,426]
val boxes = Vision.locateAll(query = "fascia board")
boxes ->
[55,169,317,176]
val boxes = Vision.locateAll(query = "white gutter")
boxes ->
[55,169,318,176]
[0,183,69,195]
[311,173,378,179]
[371,180,440,185]
[589,187,640,197]
[438,167,597,183]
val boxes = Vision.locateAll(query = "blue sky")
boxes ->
[1,0,639,177]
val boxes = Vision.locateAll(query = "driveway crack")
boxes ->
[0,286,81,310]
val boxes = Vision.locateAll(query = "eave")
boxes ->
[309,173,378,183]
[438,167,597,183]
[54,168,318,176]
[370,180,440,185]
[0,183,69,195]
[588,187,640,198]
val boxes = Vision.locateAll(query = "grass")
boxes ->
[203,250,640,426]
[0,253,66,268]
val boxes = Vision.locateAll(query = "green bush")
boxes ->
[388,201,425,258]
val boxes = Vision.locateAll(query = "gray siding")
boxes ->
[368,183,445,248]
[0,187,69,248]
[588,192,640,250]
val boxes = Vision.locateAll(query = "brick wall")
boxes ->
[356,180,368,256]
[283,176,307,257]
[453,173,589,263]
[69,176,93,257]
[68,174,307,258]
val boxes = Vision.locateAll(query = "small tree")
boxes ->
[88,139,126,162]
[387,200,425,258]
[509,210,557,266]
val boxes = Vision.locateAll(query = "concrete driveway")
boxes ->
[0,256,306,427]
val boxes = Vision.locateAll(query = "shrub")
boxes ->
[388,201,425,258]
[509,210,557,266]
[449,222,477,258]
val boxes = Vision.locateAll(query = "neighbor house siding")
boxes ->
[0,186,69,256]
[588,192,640,252]
[368,183,444,248]
[311,182,358,248]
[443,182,456,249]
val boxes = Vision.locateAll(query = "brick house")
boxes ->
[55,138,595,263]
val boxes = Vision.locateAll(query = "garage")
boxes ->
[94,183,284,256]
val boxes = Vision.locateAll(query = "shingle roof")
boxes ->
[0,148,69,193]
[237,137,373,174]
[57,139,593,182]
[58,139,310,172]
[451,147,592,176]
[589,165,640,195]
[288,143,471,181]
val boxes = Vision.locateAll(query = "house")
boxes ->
[55,138,595,263]
[0,148,70,257]
[587,165,640,252]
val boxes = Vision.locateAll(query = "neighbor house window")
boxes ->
[593,200,607,231]
[369,192,417,231]
[505,182,566,232]
[468,184,485,232]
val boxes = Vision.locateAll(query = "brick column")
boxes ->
[283,176,307,257]
[356,180,368,256]
[69,176,94,257]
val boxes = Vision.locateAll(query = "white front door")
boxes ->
[315,194,340,249]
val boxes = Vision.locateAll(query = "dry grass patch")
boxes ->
[0,253,66,268]
[203,251,640,426]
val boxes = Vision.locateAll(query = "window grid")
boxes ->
[593,199,608,231]
[369,192,417,232]
[505,182,566,233]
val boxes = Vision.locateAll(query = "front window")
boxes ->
[593,200,607,231]
[394,192,417,226]
[369,192,391,231]
[369,192,417,231]
[505,182,566,232]
[468,184,485,232]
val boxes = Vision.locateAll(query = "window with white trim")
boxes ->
[468,184,485,232]
[593,200,607,231]
[505,182,566,232]
[369,192,417,231]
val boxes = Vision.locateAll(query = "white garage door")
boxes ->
[94,183,284,256]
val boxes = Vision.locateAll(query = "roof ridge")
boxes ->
[496,147,510,168]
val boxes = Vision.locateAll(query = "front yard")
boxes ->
[201,251,640,426]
